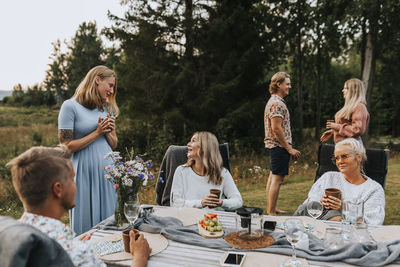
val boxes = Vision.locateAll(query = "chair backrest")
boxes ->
[315,143,389,189]
[0,216,74,267]
[155,143,230,206]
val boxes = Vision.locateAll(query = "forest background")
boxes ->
[1,0,400,223]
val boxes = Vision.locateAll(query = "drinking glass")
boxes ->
[124,200,140,227]
[281,218,305,267]
[324,227,344,249]
[306,199,323,219]
[342,201,364,241]
[171,192,185,209]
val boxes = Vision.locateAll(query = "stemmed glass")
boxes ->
[306,198,323,219]
[124,200,140,227]
[281,218,305,267]
[171,192,185,210]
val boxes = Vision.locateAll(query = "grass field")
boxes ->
[0,106,399,225]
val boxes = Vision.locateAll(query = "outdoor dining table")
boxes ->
[87,205,397,267]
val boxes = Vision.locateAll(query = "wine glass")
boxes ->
[306,198,323,219]
[124,200,140,227]
[281,218,305,267]
[171,192,185,210]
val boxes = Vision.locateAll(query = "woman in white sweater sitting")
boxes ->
[294,138,385,225]
[170,131,243,211]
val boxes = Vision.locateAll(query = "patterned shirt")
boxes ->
[264,94,292,148]
[20,212,106,267]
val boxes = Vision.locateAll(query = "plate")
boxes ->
[94,231,168,262]
[198,223,224,238]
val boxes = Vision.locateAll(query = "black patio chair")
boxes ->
[314,143,390,189]
[155,143,230,206]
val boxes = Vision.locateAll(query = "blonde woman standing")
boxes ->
[58,65,119,234]
[321,78,370,143]
[170,131,242,211]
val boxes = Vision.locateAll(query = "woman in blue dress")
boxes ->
[58,65,119,234]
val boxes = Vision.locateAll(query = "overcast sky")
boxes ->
[0,0,126,91]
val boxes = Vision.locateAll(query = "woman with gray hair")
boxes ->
[294,138,385,225]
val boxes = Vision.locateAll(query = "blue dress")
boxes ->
[58,98,117,235]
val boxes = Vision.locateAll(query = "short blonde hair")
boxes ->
[6,145,72,209]
[73,65,120,116]
[186,131,223,185]
[269,72,290,94]
[335,138,367,173]
[335,78,366,120]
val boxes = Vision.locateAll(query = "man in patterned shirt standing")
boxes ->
[7,146,151,267]
[264,72,301,215]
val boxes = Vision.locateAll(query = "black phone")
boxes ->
[263,220,277,231]
[221,252,246,267]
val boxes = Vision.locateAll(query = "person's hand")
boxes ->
[129,232,151,258]
[287,147,301,159]
[326,120,339,130]
[96,115,113,135]
[320,194,341,211]
[78,232,93,241]
[201,194,222,207]
[320,130,333,142]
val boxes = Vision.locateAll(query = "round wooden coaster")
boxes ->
[224,232,274,249]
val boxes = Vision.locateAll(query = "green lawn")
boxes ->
[0,105,399,225]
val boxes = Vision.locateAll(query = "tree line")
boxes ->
[4,0,400,159]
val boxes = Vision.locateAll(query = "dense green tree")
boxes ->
[65,21,105,96]
[44,40,68,103]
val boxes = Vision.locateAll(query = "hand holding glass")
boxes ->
[282,218,305,267]
[124,201,139,226]
[306,199,323,219]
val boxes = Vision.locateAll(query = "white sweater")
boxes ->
[170,165,243,211]
[306,171,385,225]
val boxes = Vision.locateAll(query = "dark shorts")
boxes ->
[268,146,290,176]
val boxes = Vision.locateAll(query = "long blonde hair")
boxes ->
[73,65,120,116]
[335,78,366,120]
[186,131,223,185]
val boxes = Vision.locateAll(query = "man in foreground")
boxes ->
[264,72,301,215]
[7,145,151,267]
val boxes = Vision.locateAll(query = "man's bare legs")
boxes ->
[266,171,285,215]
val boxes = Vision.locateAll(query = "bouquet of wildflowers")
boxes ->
[104,150,154,225]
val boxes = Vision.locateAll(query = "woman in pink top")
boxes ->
[321,78,370,143]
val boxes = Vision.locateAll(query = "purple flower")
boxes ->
[138,173,145,179]
[149,172,154,179]
[146,161,153,167]
[159,177,164,183]
[118,162,124,166]
[128,188,133,193]
[135,156,143,162]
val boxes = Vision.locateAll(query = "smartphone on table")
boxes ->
[221,252,246,267]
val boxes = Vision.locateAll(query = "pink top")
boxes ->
[333,103,370,143]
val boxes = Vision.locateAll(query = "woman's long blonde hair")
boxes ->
[186,131,223,185]
[73,65,119,116]
[335,78,366,120]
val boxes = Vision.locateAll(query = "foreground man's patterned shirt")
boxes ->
[20,212,106,267]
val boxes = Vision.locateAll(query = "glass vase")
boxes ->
[115,188,139,227]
